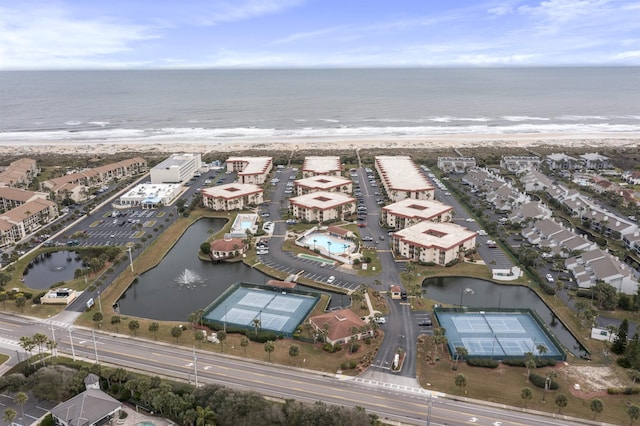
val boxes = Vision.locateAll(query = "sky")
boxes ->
[0,0,639,70]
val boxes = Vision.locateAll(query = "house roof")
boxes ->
[210,238,245,252]
[51,389,121,426]
[309,309,365,342]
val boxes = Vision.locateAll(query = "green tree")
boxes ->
[32,333,49,366]
[171,326,182,344]
[3,409,16,424]
[194,330,205,348]
[195,405,216,426]
[0,292,7,309]
[525,352,536,382]
[289,344,300,364]
[612,318,629,355]
[92,312,104,328]
[264,340,275,361]
[520,387,532,408]
[252,318,261,336]
[110,315,121,332]
[593,281,618,310]
[453,346,468,370]
[15,295,26,312]
[589,398,604,420]
[454,373,467,395]
[128,320,140,336]
[217,330,227,353]
[536,344,548,361]
[240,337,249,356]
[148,322,159,340]
[554,393,568,413]
[18,336,35,366]
[15,392,27,423]
[629,404,640,425]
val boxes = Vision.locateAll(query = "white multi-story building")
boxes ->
[392,222,477,266]
[294,175,352,196]
[0,198,58,246]
[201,183,264,211]
[289,191,355,223]
[566,248,638,295]
[580,153,611,170]
[382,199,453,229]
[226,156,272,185]
[375,156,434,202]
[301,156,342,178]
[150,154,201,184]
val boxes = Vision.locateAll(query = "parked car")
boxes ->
[327,276,336,284]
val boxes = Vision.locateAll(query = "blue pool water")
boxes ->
[241,221,252,229]
[302,234,354,254]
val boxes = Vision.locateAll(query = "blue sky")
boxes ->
[1,0,639,69]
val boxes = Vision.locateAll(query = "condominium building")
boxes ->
[375,156,434,202]
[382,199,453,229]
[392,222,477,266]
[301,156,342,178]
[201,183,264,211]
[289,191,355,223]
[226,156,273,185]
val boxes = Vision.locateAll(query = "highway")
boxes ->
[0,313,591,426]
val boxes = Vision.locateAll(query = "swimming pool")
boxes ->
[301,233,354,254]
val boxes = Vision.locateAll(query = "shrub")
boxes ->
[350,343,361,353]
[249,331,278,343]
[349,360,357,369]
[607,387,640,395]
[364,337,372,345]
[467,358,499,368]
[529,373,559,390]
[323,343,335,353]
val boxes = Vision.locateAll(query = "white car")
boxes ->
[374,317,386,324]
[465,218,475,222]
[327,276,336,284]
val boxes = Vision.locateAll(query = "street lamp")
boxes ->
[127,246,134,273]
[459,287,475,308]
[48,316,57,357]
[68,327,76,362]
[327,241,332,255]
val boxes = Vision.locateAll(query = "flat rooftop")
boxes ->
[295,175,351,190]
[302,156,341,174]
[289,191,355,209]
[383,198,453,221]
[201,183,263,199]
[375,156,433,192]
[394,221,476,250]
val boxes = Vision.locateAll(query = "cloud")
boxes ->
[182,0,304,26]
[0,3,158,69]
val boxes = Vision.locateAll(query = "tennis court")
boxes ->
[203,284,320,337]
[435,309,565,360]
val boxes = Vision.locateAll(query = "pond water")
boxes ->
[117,218,343,322]
[22,251,85,290]
[423,276,587,357]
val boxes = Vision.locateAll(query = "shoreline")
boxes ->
[0,132,638,155]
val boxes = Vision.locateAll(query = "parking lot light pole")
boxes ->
[127,246,134,273]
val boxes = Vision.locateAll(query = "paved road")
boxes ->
[0,313,595,426]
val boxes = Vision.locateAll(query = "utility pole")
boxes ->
[68,327,76,362]
[193,346,198,387]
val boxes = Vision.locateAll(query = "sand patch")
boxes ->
[560,365,625,393]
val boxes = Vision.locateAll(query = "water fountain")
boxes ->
[174,269,206,290]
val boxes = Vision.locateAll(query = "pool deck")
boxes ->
[115,407,174,426]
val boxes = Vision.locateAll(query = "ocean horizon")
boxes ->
[1,67,639,145]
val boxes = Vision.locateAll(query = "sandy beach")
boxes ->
[0,132,638,156]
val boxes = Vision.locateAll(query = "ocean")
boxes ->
[1,67,639,145]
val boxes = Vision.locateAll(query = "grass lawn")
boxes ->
[417,335,634,425]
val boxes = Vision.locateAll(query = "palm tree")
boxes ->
[453,346,468,370]
[217,331,227,353]
[148,322,159,340]
[240,337,249,356]
[289,344,300,364]
[536,344,548,361]
[110,315,121,332]
[554,393,568,413]
[629,404,640,425]
[520,387,532,408]
[128,320,140,336]
[32,333,48,366]
[589,398,604,420]
[252,318,261,337]
[195,405,216,426]
[3,409,16,424]
[524,352,536,382]
[18,336,35,366]
[15,392,27,423]
[171,326,182,344]
[264,340,275,361]
[454,373,467,395]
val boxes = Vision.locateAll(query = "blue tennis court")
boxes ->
[434,309,565,360]
[202,283,320,337]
